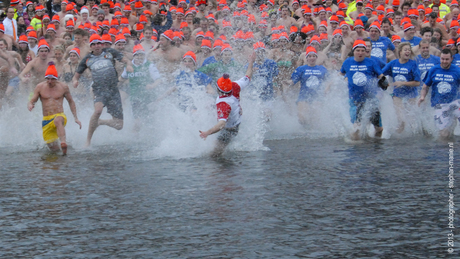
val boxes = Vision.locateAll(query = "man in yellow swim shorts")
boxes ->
[28,62,81,155]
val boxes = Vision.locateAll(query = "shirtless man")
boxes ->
[148,30,185,79]
[141,26,157,51]
[181,26,195,49]
[28,62,81,155]
[0,24,14,51]
[196,0,208,19]
[46,24,66,47]
[0,49,14,110]
[421,12,449,40]
[350,19,369,41]
[65,29,90,60]
[19,40,53,94]
[276,5,296,31]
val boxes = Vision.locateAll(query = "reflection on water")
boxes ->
[0,137,457,258]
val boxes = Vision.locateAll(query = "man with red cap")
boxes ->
[368,21,396,63]
[199,52,256,156]
[340,39,387,140]
[120,44,162,131]
[73,34,133,146]
[291,46,329,126]
[148,29,185,79]
[28,62,82,155]
[160,51,214,112]
[401,22,422,47]
[19,39,54,94]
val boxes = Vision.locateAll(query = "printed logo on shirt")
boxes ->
[306,76,320,89]
[352,72,367,86]
[371,48,384,58]
[394,74,408,82]
[438,82,452,94]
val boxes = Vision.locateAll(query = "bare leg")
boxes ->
[351,123,360,141]
[0,64,9,110]
[86,102,104,146]
[47,141,60,152]
[98,118,123,130]
[393,97,406,133]
[297,102,309,127]
[374,126,383,138]
[54,116,67,155]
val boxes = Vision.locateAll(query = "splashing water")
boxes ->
[0,70,450,158]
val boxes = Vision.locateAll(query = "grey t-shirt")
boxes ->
[76,48,123,88]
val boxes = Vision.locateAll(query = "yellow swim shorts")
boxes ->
[42,113,67,144]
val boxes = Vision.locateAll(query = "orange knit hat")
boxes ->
[217,74,233,93]
[45,62,58,79]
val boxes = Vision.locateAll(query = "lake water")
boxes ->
[0,83,458,258]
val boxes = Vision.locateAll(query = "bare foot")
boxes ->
[350,130,360,141]
[375,127,383,138]
[61,142,67,155]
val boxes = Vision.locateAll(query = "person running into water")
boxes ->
[199,52,256,156]
[73,34,133,146]
[120,44,162,131]
[291,46,329,126]
[418,49,460,140]
[382,42,421,133]
[28,62,82,155]
[340,39,387,141]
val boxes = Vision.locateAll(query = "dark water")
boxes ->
[0,137,458,258]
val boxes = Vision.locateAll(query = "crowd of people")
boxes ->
[1,0,460,155]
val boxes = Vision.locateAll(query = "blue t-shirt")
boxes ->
[401,36,422,47]
[340,57,383,103]
[452,54,460,68]
[246,59,279,101]
[370,56,386,69]
[382,59,421,98]
[291,64,328,102]
[415,54,440,82]
[424,64,460,106]
[175,70,213,109]
[369,36,395,62]
[201,56,218,68]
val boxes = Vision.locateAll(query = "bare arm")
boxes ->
[418,83,429,106]
[27,84,40,111]
[245,52,256,79]
[199,120,226,139]
[72,72,81,88]
[19,60,33,82]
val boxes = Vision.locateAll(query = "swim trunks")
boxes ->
[42,113,67,144]
[217,125,240,145]
[349,99,382,128]
[93,86,124,120]
[434,99,460,130]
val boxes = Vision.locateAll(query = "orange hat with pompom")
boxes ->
[217,74,232,93]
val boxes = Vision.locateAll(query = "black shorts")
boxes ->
[217,124,240,145]
[93,87,123,120]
